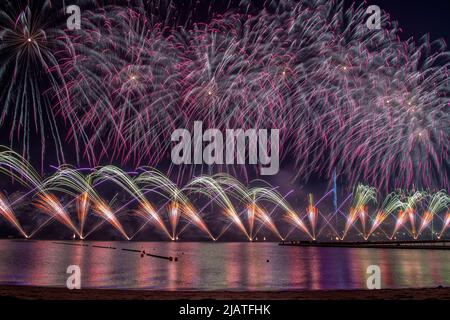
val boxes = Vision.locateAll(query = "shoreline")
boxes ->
[1,285,449,300]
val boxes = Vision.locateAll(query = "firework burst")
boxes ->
[0,1,67,166]
[0,1,447,191]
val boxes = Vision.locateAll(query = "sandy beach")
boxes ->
[0,285,449,300]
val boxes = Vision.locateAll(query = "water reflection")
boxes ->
[0,240,448,290]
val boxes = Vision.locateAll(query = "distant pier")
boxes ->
[279,239,450,250]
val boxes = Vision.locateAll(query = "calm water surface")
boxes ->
[0,240,448,290]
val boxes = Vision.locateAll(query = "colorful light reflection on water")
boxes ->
[0,240,448,290]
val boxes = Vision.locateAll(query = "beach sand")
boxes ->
[0,285,449,300]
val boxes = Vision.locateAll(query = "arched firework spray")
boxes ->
[366,192,403,239]
[0,147,81,237]
[0,146,448,240]
[185,175,250,239]
[248,186,313,239]
[90,166,172,239]
[135,168,214,240]
[44,166,129,240]
[417,191,449,237]
[212,174,283,240]
[342,184,377,240]
[391,191,425,239]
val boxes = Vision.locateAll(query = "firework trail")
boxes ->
[135,168,214,239]
[221,175,283,240]
[0,192,28,237]
[306,194,318,240]
[391,191,425,238]
[249,186,313,239]
[44,167,129,239]
[167,201,180,239]
[186,175,249,239]
[0,146,448,240]
[342,184,377,240]
[245,202,256,240]
[440,213,450,238]
[391,210,406,239]
[212,174,282,239]
[0,147,43,189]
[417,191,449,237]
[0,147,80,237]
[90,198,129,240]
[404,191,426,238]
[250,206,283,240]
[91,166,171,239]
[43,174,92,236]
[34,192,80,236]
[333,169,338,213]
[367,192,403,239]
[76,191,89,237]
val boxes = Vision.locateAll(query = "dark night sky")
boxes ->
[359,0,450,44]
